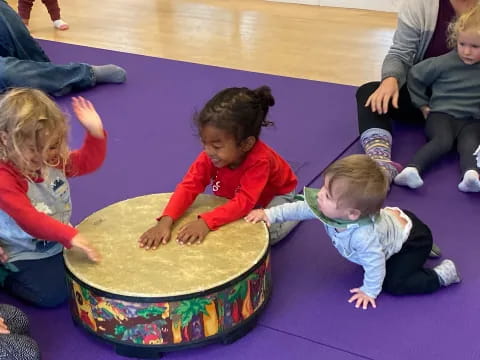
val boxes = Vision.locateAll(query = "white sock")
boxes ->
[53,19,69,30]
[394,166,424,189]
[458,169,480,192]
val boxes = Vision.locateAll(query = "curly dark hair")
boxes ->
[194,86,275,143]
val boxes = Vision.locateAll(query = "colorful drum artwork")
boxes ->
[64,194,271,357]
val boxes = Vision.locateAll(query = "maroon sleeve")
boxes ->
[0,168,77,248]
[161,152,214,221]
[64,131,107,177]
[199,160,270,230]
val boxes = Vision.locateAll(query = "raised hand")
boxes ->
[71,97,104,138]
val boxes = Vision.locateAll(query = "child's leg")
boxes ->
[383,210,442,295]
[41,0,68,30]
[266,191,299,245]
[17,0,35,25]
[357,83,423,183]
[457,121,480,192]
[0,304,29,335]
[0,334,40,360]
[395,113,455,188]
[2,253,68,308]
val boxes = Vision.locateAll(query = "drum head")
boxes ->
[64,193,269,297]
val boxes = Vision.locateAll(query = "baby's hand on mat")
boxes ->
[177,219,209,245]
[348,288,376,310]
[244,209,270,226]
[71,233,101,262]
[72,96,104,138]
[139,217,173,250]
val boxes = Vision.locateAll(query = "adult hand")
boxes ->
[365,77,399,114]
[72,97,104,138]
[138,217,173,250]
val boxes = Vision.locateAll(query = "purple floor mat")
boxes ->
[262,123,480,360]
[38,40,358,224]
[0,294,367,360]
[0,41,364,359]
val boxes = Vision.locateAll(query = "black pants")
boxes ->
[410,112,480,174]
[383,210,441,295]
[356,81,424,134]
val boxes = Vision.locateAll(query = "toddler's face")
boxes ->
[316,176,357,220]
[17,139,43,174]
[200,125,247,169]
[457,30,480,64]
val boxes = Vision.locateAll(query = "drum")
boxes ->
[64,193,271,357]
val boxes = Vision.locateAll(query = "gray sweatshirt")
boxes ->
[382,0,440,87]
[408,50,480,119]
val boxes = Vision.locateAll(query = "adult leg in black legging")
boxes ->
[356,81,424,182]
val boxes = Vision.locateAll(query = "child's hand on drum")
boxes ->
[139,216,173,249]
[244,209,270,226]
[176,219,210,245]
[71,233,102,262]
[72,96,105,139]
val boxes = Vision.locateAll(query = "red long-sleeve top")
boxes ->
[0,132,107,248]
[161,140,297,230]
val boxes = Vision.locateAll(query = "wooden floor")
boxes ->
[7,0,397,86]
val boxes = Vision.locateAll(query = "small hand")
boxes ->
[0,317,9,334]
[72,97,104,138]
[365,77,399,114]
[71,233,101,262]
[177,219,210,245]
[420,105,431,119]
[0,246,8,264]
[244,209,270,226]
[138,217,173,250]
[348,288,377,310]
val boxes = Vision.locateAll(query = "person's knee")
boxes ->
[429,138,454,154]
[0,334,41,360]
[382,277,406,295]
[356,81,380,104]
[34,285,68,308]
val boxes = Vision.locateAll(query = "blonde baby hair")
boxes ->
[0,88,69,176]
[448,3,480,48]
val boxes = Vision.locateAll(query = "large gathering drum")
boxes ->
[64,193,271,358]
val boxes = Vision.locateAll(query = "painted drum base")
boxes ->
[65,194,271,357]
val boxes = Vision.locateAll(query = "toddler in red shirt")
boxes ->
[139,86,298,248]
[0,88,103,308]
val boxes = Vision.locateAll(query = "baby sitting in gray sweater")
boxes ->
[395,4,480,192]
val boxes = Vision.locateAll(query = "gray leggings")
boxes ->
[409,112,480,175]
[0,304,40,360]
[266,191,299,245]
